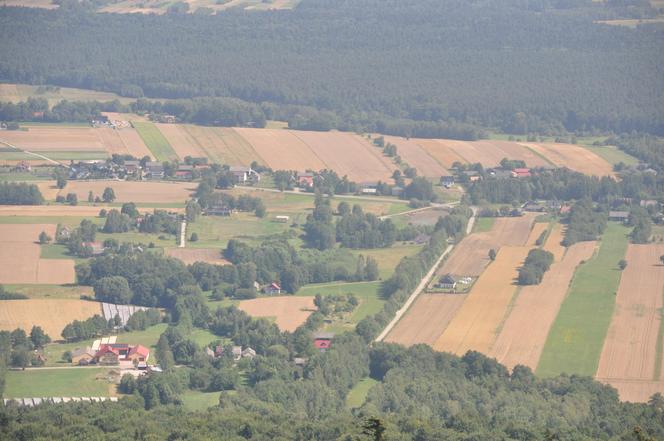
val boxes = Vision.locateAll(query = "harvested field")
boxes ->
[278,130,394,183]
[233,127,325,172]
[484,140,553,168]
[0,127,103,151]
[595,244,664,402]
[489,241,596,371]
[155,124,208,160]
[0,205,168,217]
[238,296,316,332]
[383,136,448,177]
[57,180,194,204]
[415,139,468,169]
[385,294,467,346]
[526,222,548,246]
[164,248,229,266]
[180,125,260,166]
[0,224,75,284]
[433,246,531,355]
[0,299,101,338]
[543,223,566,262]
[115,127,153,159]
[95,127,129,156]
[438,214,535,277]
[521,142,614,177]
[0,83,20,102]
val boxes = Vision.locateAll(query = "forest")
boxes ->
[0,0,662,136]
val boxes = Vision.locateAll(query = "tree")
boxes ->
[94,276,132,304]
[488,249,496,261]
[102,187,116,203]
[660,255,664,266]
[185,200,201,222]
[11,349,30,370]
[618,259,627,270]
[54,167,68,189]
[121,202,139,218]
[38,231,52,244]
[190,232,199,242]
[87,191,94,203]
[66,192,78,206]
[103,209,132,233]
[29,326,50,348]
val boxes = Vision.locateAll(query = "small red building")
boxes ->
[511,168,531,178]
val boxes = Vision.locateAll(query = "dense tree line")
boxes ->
[0,326,51,369]
[335,204,396,249]
[563,199,608,246]
[0,181,44,205]
[1,1,661,136]
[518,249,554,285]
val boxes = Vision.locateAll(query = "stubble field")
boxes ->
[0,299,102,338]
[238,296,316,332]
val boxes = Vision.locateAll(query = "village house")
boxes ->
[205,205,232,216]
[174,165,194,180]
[511,168,531,178]
[391,186,404,197]
[229,166,260,184]
[641,199,659,208]
[298,172,315,188]
[313,332,334,353]
[609,211,630,223]
[264,282,282,295]
[436,274,457,290]
[440,176,455,188]
[90,343,150,366]
[463,170,482,182]
[242,347,256,359]
[488,169,512,179]
[145,162,165,179]
[232,346,242,361]
[274,215,290,223]
[71,347,96,365]
[522,201,547,212]
[205,347,215,358]
[127,345,150,364]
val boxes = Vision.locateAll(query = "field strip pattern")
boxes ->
[59,180,194,204]
[526,222,548,246]
[519,142,614,177]
[234,127,326,171]
[537,223,629,377]
[383,136,448,177]
[433,245,531,355]
[132,121,178,161]
[488,241,596,371]
[595,244,664,402]
[543,223,566,262]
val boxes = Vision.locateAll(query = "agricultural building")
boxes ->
[274,215,290,223]
[440,176,455,187]
[264,283,282,295]
[71,347,96,365]
[92,343,150,366]
[145,162,165,179]
[511,168,531,178]
[436,274,457,290]
[174,165,194,180]
[127,345,150,363]
[229,166,260,183]
[608,211,629,222]
[205,205,232,216]
[313,332,334,352]
[298,172,315,187]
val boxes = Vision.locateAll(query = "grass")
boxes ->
[536,223,629,377]
[186,214,294,248]
[473,217,495,233]
[4,368,115,398]
[350,244,422,279]
[40,243,74,259]
[346,377,378,409]
[6,284,93,300]
[132,121,178,162]
[580,145,639,167]
[180,390,220,411]
[296,281,383,332]
[0,172,51,181]
[654,286,664,380]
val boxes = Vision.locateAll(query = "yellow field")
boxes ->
[238,296,316,332]
[0,299,102,339]
[543,223,566,262]
[433,246,531,355]
[56,180,195,204]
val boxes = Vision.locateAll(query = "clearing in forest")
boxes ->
[596,244,664,402]
[537,223,629,377]
[433,246,531,355]
[489,241,596,371]
[0,299,102,338]
[238,296,316,332]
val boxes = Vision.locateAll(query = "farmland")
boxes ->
[537,223,630,377]
[164,248,229,266]
[0,224,75,284]
[0,82,131,104]
[488,240,596,371]
[132,121,178,162]
[596,244,664,402]
[54,180,194,204]
[238,296,316,332]
[0,299,102,339]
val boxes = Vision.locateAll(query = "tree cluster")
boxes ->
[518,249,554,285]
[0,181,44,205]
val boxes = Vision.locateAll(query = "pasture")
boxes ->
[596,244,664,402]
[537,223,629,378]
[238,296,316,332]
[4,368,116,399]
[0,299,102,339]
[164,248,230,266]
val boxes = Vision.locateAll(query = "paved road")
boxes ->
[374,207,476,343]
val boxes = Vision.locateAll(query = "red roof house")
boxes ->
[511,168,531,178]
[314,339,331,350]
[127,345,150,363]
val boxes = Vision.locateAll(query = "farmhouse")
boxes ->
[232,346,242,361]
[127,345,150,364]
[242,347,256,359]
[436,274,457,290]
[229,166,261,184]
[91,343,150,366]
[174,165,194,180]
[463,170,482,182]
[609,211,630,223]
[440,176,455,188]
